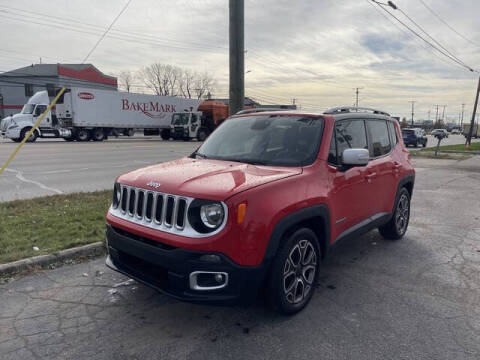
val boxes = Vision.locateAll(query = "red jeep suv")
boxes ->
[106,106,415,314]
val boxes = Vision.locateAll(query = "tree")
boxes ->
[401,117,407,128]
[118,70,134,92]
[138,62,216,99]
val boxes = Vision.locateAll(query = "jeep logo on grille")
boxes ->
[146,180,161,189]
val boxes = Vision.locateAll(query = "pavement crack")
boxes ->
[4,168,63,195]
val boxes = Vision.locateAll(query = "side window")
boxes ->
[328,131,337,165]
[34,105,47,116]
[335,120,368,164]
[387,121,398,146]
[367,120,391,157]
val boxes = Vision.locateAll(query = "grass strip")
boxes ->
[426,141,480,152]
[0,190,112,263]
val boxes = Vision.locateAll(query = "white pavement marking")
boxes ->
[36,167,90,175]
[4,168,64,195]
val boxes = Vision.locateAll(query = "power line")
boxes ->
[370,1,476,72]
[418,0,480,48]
[82,0,133,63]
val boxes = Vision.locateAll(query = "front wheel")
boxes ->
[268,228,320,315]
[20,128,38,142]
[379,187,410,240]
[197,129,208,141]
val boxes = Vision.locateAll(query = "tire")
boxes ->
[91,128,105,141]
[414,141,418,148]
[12,138,21,143]
[20,128,38,143]
[379,187,410,240]
[197,129,208,142]
[124,128,135,137]
[75,128,90,142]
[422,140,427,148]
[160,129,170,140]
[268,228,320,315]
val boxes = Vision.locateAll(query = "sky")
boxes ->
[0,0,479,122]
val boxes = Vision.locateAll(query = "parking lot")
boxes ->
[1,154,479,360]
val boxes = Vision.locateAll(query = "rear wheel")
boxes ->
[75,128,90,142]
[123,128,135,137]
[160,129,170,140]
[91,128,105,141]
[268,228,320,315]
[379,187,410,240]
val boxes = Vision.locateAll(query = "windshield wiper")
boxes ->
[194,152,208,159]
[224,158,267,166]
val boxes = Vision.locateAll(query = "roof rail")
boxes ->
[324,106,390,117]
[235,107,288,115]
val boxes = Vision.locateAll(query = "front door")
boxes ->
[327,119,377,240]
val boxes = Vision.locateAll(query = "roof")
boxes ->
[0,63,117,87]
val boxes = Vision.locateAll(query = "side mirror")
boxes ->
[342,148,369,166]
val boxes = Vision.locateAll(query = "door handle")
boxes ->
[393,162,402,170]
[365,172,377,181]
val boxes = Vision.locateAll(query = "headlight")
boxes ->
[188,199,226,233]
[200,203,224,228]
[112,182,121,208]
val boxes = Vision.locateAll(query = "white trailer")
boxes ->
[1,88,201,142]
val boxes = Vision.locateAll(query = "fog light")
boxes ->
[189,271,229,291]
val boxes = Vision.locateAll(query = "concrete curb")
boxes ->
[0,242,106,277]
[437,150,480,155]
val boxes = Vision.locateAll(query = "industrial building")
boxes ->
[0,63,117,118]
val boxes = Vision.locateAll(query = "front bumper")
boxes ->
[5,128,21,139]
[105,225,268,305]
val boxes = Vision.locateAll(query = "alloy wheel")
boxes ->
[283,239,317,304]
[395,194,409,235]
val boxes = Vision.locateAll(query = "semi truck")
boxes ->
[170,100,230,141]
[0,88,201,142]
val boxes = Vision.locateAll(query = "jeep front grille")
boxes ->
[109,185,227,238]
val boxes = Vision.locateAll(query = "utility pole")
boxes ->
[354,87,363,107]
[442,105,446,121]
[434,105,440,124]
[466,76,480,148]
[428,110,431,122]
[410,101,416,125]
[292,98,297,105]
[229,0,244,116]
[461,103,465,126]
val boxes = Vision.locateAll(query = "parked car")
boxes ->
[105,106,415,314]
[402,128,427,147]
[451,129,460,135]
[431,129,449,138]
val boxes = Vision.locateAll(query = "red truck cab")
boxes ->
[106,106,415,314]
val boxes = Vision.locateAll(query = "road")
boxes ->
[0,137,199,202]
[0,134,476,202]
[408,134,470,150]
[1,156,480,360]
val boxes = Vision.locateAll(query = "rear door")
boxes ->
[365,119,395,215]
[327,119,377,239]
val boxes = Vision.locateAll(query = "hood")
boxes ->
[117,157,302,200]
[11,113,34,123]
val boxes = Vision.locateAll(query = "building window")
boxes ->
[46,83,56,97]
[25,84,34,97]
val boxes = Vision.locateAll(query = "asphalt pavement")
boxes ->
[1,156,479,360]
[0,134,475,202]
[0,137,199,202]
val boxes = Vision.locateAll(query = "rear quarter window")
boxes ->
[367,120,391,157]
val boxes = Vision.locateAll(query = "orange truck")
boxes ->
[170,100,253,141]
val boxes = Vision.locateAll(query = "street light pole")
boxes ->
[410,101,416,125]
[229,0,244,116]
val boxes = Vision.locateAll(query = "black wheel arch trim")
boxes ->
[262,204,331,266]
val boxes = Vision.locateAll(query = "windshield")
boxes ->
[402,129,414,135]
[194,115,324,167]
[172,113,190,125]
[21,104,35,114]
